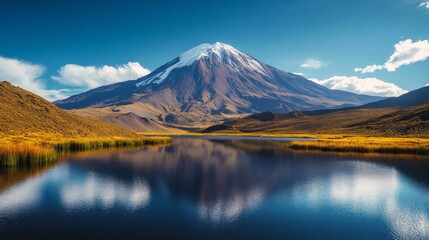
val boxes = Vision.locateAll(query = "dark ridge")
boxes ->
[244,112,276,121]
[202,124,239,133]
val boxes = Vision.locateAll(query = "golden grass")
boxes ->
[0,135,172,167]
[0,81,138,138]
[0,143,56,167]
[289,136,429,155]
[142,131,429,155]
[54,137,172,152]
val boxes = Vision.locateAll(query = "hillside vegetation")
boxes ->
[0,81,171,166]
[0,81,137,138]
[203,103,429,138]
[201,100,429,155]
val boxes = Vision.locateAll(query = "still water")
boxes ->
[1,137,429,239]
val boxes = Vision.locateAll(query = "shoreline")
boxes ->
[2,132,428,165]
[0,136,172,167]
[139,132,429,156]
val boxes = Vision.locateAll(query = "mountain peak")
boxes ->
[56,42,382,129]
[182,42,240,61]
[136,42,268,87]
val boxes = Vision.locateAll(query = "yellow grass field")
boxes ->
[0,82,172,166]
[0,133,172,166]
[289,136,429,155]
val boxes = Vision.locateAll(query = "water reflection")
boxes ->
[328,162,399,210]
[61,169,150,210]
[198,187,264,222]
[0,137,429,239]
[66,139,429,223]
[288,160,429,239]
[67,139,304,221]
[0,172,44,215]
[0,164,151,219]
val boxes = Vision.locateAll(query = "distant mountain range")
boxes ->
[55,42,381,130]
[203,85,429,137]
[0,81,136,138]
[363,85,429,108]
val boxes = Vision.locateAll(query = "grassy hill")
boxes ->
[349,102,429,136]
[0,81,137,139]
[202,108,397,135]
[0,81,171,166]
[203,102,429,138]
[201,101,429,154]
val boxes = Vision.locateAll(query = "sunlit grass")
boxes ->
[0,143,56,167]
[289,136,429,155]
[0,135,172,167]
[54,137,171,152]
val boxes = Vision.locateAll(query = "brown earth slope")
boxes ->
[0,81,137,138]
[203,103,429,138]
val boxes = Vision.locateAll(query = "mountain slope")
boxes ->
[363,85,429,108]
[202,108,397,134]
[349,102,429,136]
[55,42,381,129]
[0,81,137,138]
[203,101,429,137]
[202,84,429,137]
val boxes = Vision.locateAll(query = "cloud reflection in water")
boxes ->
[198,188,264,222]
[1,138,429,239]
[290,161,429,239]
[0,164,151,219]
[61,171,150,210]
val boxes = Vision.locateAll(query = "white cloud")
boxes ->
[52,62,150,89]
[354,64,384,74]
[384,39,429,71]
[355,39,429,73]
[419,1,429,9]
[300,59,326,69]
[309,76,408,97]
[0,56,150,101]
[0,56,70,101]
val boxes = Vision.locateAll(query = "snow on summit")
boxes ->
[136,42,268,87]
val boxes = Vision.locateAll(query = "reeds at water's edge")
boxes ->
[0,143,56,167]
[0,137,172,167]
[289,138,429,155]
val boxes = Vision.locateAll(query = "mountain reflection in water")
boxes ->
[0,137,429,239]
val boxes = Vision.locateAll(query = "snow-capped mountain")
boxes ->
[136,42,269,87]
[55,42,381,129]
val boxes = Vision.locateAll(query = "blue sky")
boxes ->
[0,0,428,100]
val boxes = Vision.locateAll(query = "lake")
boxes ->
[1,136,429,239]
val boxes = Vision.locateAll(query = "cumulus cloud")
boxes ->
[354,64,384,74]
[419,1,429,9]
[52,62,150,89]
[309,76,408,97]
[355,39,429,73]
[0,56,70,101]
[300,59,326,69]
